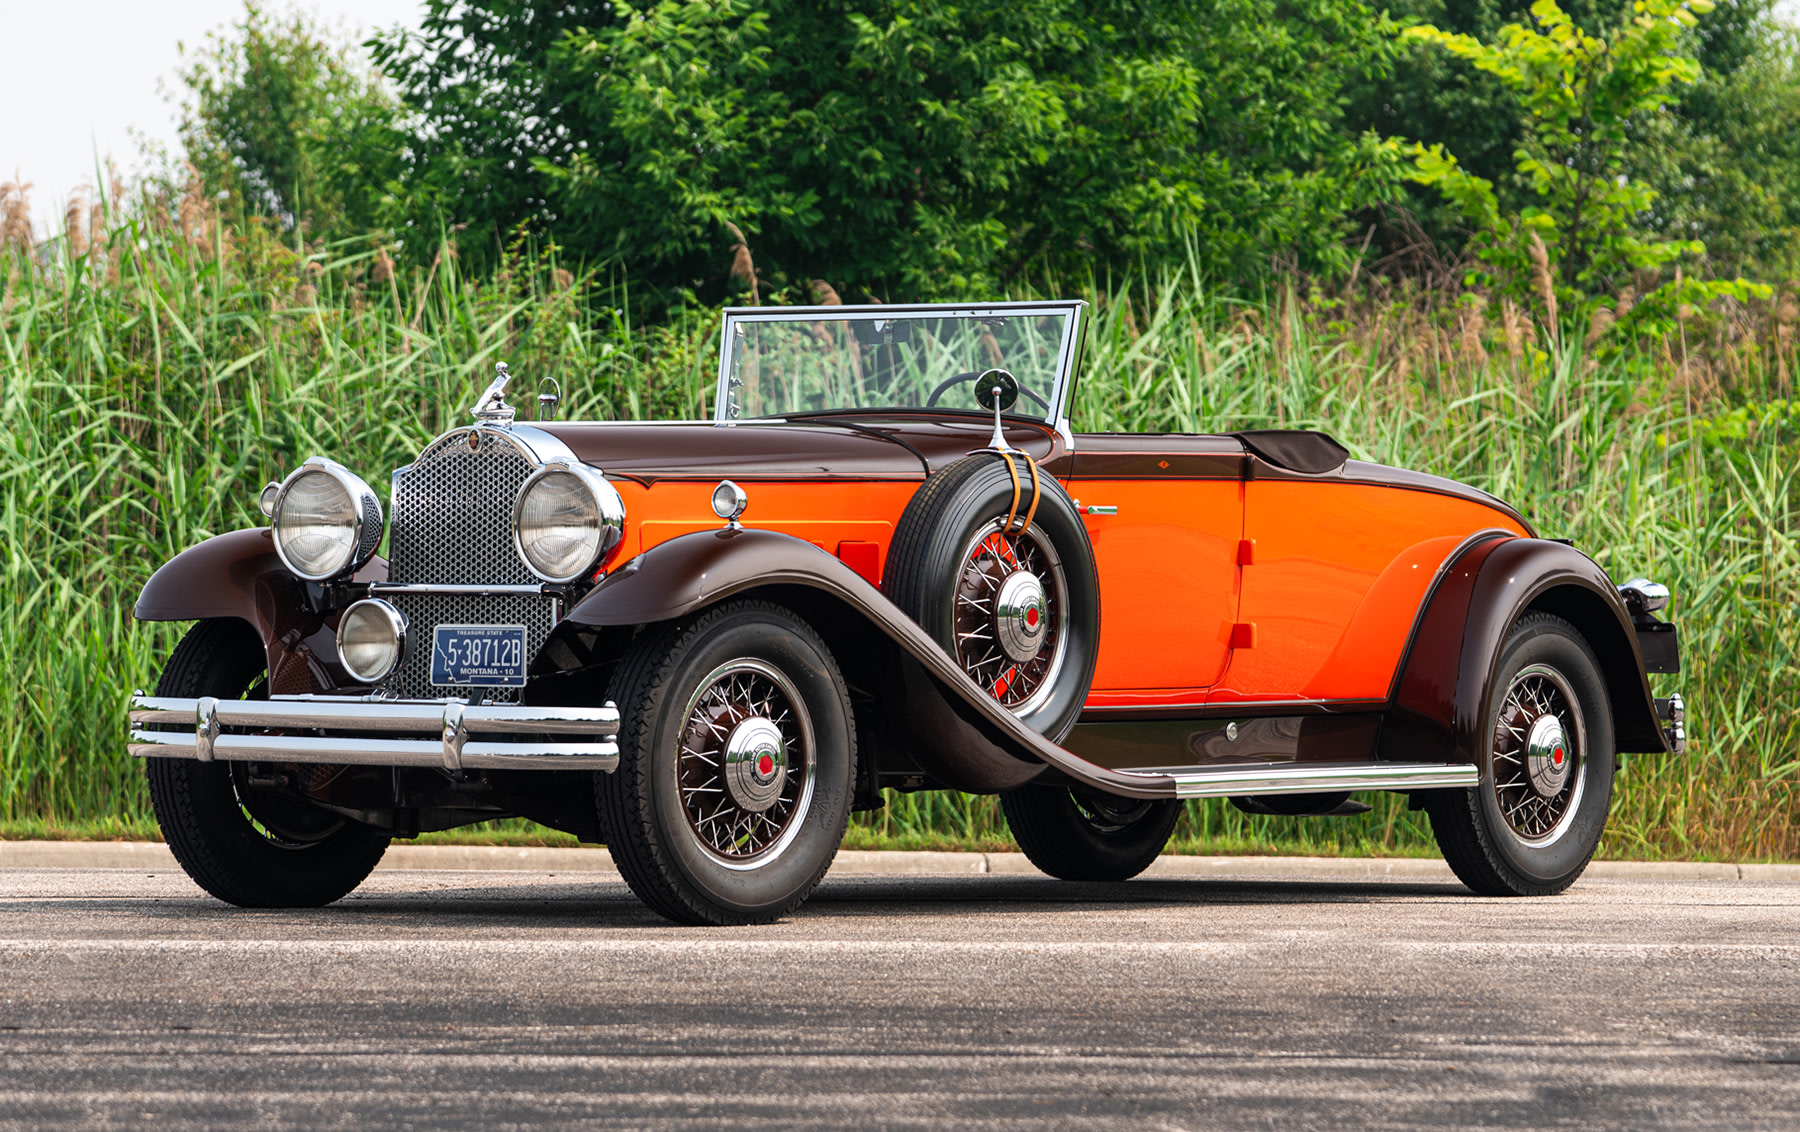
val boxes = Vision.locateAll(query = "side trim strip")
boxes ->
[1112,760,1478,799]
[368,582,554,597]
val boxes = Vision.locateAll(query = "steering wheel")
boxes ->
[925,370,1050,410]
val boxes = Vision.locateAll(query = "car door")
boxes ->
[1214,463,1530,707]
[1063,435,1246,713]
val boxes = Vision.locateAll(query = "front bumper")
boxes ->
[128,694,619,772]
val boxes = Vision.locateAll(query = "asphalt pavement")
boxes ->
[1,861,1796,1129]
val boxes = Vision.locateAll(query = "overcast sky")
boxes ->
[2,0,422,234]
[5,0,1800,238]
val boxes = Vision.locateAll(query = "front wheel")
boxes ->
[1425,611,1616,896]
[598,600,856,925]
[146,619,390,908]
[1001,783,1182,881]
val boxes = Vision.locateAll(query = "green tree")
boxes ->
[374,0,1408,302]
[178,2,406,238]
[1406,0,1731,302]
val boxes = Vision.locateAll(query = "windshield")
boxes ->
[716,304,1078,422]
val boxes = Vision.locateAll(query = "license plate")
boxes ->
[430,624,528,687]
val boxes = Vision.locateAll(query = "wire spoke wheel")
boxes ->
[952,517,1069,713]
[1489,662,1588,846]
[675,658,816,868]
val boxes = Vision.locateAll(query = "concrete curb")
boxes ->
[2,840,1796,882]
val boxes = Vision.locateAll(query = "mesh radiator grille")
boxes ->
[382,428,550,704]
[385,591,553,704]
[389,429,536,586]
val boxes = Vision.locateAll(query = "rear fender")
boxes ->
[1380,537,1665,768]
[558,529,1150,794]
[134,527,382,694]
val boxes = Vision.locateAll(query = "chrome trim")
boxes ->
[711,480,749,525]
[511,457,627,582]
[713,300,1085,438]
[257,482,279,518]
[194,697,219,763]
[1618,577,1670,614]
[368,582,553,596]
[270,457,385,581]
[1656,693,1686,754]
[336,598,408,684]
[471,361,517,424]
[1112,760,1480,800]
[128,694,619,772]
[441,700,467,771]
[1082,505,1118,516]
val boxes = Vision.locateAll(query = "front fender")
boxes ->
[1381,537,1666,768]
[134,528,384,695]
[562,529,1162,795]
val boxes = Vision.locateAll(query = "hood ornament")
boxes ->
[471,362,517,424]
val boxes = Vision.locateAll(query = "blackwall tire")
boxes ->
[1425,611,1616,896]
[1001,784,1181,881]
[597,600,856,926]
[145,619,390,908]
[885,453,1098,740]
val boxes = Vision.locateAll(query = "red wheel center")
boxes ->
[1025,606,1040,629]
[757,753,775,777]
[1552,746,1565,767]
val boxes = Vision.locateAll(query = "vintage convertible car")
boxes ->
[129,300,1684,924]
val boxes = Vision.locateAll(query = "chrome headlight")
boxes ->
[270,458,384,581]
[512,460,626,583]
[336,598,406,683]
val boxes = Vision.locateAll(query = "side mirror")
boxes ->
[974,368,1019,413]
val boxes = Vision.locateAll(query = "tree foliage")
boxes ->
[177,3,405,237]
[371,0,1407,302]
[1405,0,1754,308]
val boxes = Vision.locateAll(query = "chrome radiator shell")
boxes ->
[381,427,562,702]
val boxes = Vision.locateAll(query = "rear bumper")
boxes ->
[128,694,619,772]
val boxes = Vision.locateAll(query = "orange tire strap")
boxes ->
[1019,455,1042,534]
[1000,450,1022,531]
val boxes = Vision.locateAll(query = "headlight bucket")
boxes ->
[336,598,407,684]
[270,458,385,581]
[512,459,626,583]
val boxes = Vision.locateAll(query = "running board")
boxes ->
[1113,761,1478,800]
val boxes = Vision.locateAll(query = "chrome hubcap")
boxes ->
[994,570,1048,663]
[1492,663,1586,844]
[1525,713,1571,798]
[676,660,814,867]
[722,716,787,812]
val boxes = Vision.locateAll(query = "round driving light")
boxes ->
[513,462,626,582]
[711,480,749,523]
[336,599,407,683]
[271,459,383,581]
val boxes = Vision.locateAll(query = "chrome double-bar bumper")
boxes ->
[128,694,620,772]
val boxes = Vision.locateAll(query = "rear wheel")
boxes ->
[1001,783,1182,881]
[1425,612,1615,896]
[598,600,856,925]
[145,619,390,908]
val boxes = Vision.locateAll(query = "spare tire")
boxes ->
[885,453,1099,741]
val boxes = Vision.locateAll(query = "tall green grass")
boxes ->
[2,188,1796,859]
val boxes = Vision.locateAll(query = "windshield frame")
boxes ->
[713,300,1085,436]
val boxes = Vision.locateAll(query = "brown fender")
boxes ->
[1379,536,1667,769]
[560,528,1175,797]
[134,528,385,695]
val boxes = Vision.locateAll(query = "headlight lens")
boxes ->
[513,462,625,582]
[336,598,406,683]
[271,459,383,581]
